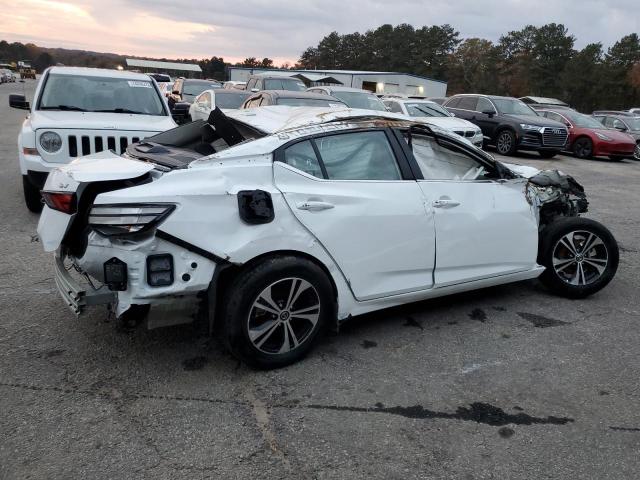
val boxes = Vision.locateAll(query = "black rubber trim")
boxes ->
[155,230,230,265]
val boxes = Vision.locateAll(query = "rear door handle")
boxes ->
[297,201,335,211]
[433,199,460,208]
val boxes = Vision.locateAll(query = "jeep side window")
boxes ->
[476,97,494,113]
[457,96,478,111]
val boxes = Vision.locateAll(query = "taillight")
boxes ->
[41,191,76,214]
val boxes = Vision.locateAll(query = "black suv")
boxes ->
[444,94,569,158]
[168,79,223,109]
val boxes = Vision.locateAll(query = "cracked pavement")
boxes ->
[1,80,640,479]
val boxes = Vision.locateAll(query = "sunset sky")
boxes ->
[0,0,638,64]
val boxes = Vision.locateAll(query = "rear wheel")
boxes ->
[573,137,593,159]
[222,256,334,369]
[22,175,43,213]
[495,130,517,156]
[538,217,618,298]
[538,150,558,159]
[634,142,640,161]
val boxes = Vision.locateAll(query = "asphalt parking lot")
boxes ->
[1,79,640,480]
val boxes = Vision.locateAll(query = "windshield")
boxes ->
[492,98,537,116]
[184,82,221,96]
[276,98,343,107]
[264,78,306,91]
[330,91,386,111]
[405,102,451,117]
[562,111,606,129]
[39,73,166,115]
[214,92,251,109]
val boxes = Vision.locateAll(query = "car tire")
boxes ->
[221,255,334,369]
[22,175,43,213]
[538,217,619,299]
[573,137,593,159]
[538,151,558,159]
[634,142,640,161]
[495,130,517,156]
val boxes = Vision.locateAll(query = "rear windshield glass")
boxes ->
[39,73,166,115]
[214,92,252,109]
[330,91,386,111]
[276,98,343,107]
[264,78,306,91]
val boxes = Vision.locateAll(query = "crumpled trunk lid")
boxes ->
[37,151,155,252]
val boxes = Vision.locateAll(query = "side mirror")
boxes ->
[615,125,628,132]
[171,102,190,123]
[9,94,29,110]
[482,109,495,118]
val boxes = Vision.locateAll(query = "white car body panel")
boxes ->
[38,107,583,328]
[418,179,538,285]
[274,163,436,300]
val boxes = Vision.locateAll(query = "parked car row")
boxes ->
[6,65,622,368]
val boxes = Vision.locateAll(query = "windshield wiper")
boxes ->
[93,108,147,114]
[41,105,86,111]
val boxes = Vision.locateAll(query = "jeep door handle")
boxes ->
[433,199,460,208]
[297,201,335,211]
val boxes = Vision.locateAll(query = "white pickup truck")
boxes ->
[9,66,176,212]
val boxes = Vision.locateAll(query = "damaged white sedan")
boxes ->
[38,107,619,368]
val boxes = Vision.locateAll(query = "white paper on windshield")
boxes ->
[128,81,152,88]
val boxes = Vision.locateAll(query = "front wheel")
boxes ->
[573,137,593,159]
[634,143,640,161]
[538,217,619,298]
[222,256,334,369]
[495,130,517,156]
[22,175,43,213]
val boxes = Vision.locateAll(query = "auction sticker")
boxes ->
[128,81,152,88]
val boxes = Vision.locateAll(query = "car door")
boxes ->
[403,131,538,286]
[273,129,436,301]
[473,97,500,139]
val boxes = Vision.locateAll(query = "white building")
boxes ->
[228,67,447,97]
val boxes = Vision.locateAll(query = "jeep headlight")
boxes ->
[89,203,175,236]
[520,124,542,132]
[39,131,62,153]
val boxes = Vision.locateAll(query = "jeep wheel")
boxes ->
[22,175,43,213]
[496,130,517,156]
[538,217,619,299]
[222,256,334,369]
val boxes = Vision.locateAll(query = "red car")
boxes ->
[539,109,637,160]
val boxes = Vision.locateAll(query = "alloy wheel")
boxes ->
[634,143,640,161]
[497,132,512,154]
[552,230,609,286]
[247,277,321,355]
[574,139,592,158]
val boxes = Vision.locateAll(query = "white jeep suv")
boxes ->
[9,66,176,212]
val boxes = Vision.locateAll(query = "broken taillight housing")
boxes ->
[88,203,175,236]
[41,191,77,214]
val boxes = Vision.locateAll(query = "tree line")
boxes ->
[298,24,640,112]
[0,40,275,82]
[3,23,639,112]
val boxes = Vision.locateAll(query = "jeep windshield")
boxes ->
[38,73,166,116]
[492,98,538,116]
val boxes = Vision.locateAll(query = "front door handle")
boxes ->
[433,198,460,208]
[297,200,335,211]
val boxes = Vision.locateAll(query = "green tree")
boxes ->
[446,38,501,94]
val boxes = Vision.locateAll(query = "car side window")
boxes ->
[444,97,461,108]
[476,97,494,113]
[546,112,564,123]
[315,131,402,181]
[384,101,403,113]
[407,134,491,181]
[613,119,626,129]
[246,79,256,90]
[603,117,614,128]
[282,140,324,178]
[457,96,478,111]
